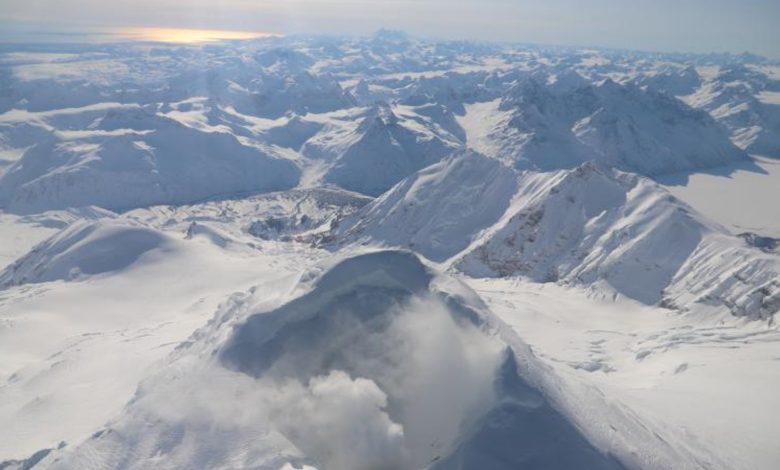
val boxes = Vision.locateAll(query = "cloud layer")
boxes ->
[2,0,779,57]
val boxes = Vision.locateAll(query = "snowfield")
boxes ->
[1,31,779,470]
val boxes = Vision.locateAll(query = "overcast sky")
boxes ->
[2,0,779,57]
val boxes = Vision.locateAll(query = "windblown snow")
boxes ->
[1,30,779,470]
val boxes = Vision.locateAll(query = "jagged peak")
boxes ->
[500,77,554,111]
[595,77,627,94]
[553,159,638,191]
[546,69,589,91]
[360,102,399,129]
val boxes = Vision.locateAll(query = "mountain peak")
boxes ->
[361,102,399,128]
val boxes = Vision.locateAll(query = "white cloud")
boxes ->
[131,295,502,469]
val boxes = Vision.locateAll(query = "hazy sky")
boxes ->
[2,0,779,57]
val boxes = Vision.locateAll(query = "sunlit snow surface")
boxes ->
[0,25,278,45]
[0,32,779,470]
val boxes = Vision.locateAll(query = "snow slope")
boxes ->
[0,207,120,276]
[680,65,780,157]
[659,156,780,238]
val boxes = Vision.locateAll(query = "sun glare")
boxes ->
[115,27,279,43]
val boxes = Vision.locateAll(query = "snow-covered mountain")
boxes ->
[681,67,780,157]
[472,77,749,174]
[334,151,519,261]
[0,109,301,213]
[338,152,780,319]
[301,102,463,195]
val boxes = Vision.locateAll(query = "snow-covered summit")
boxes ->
[302,102,463,195]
